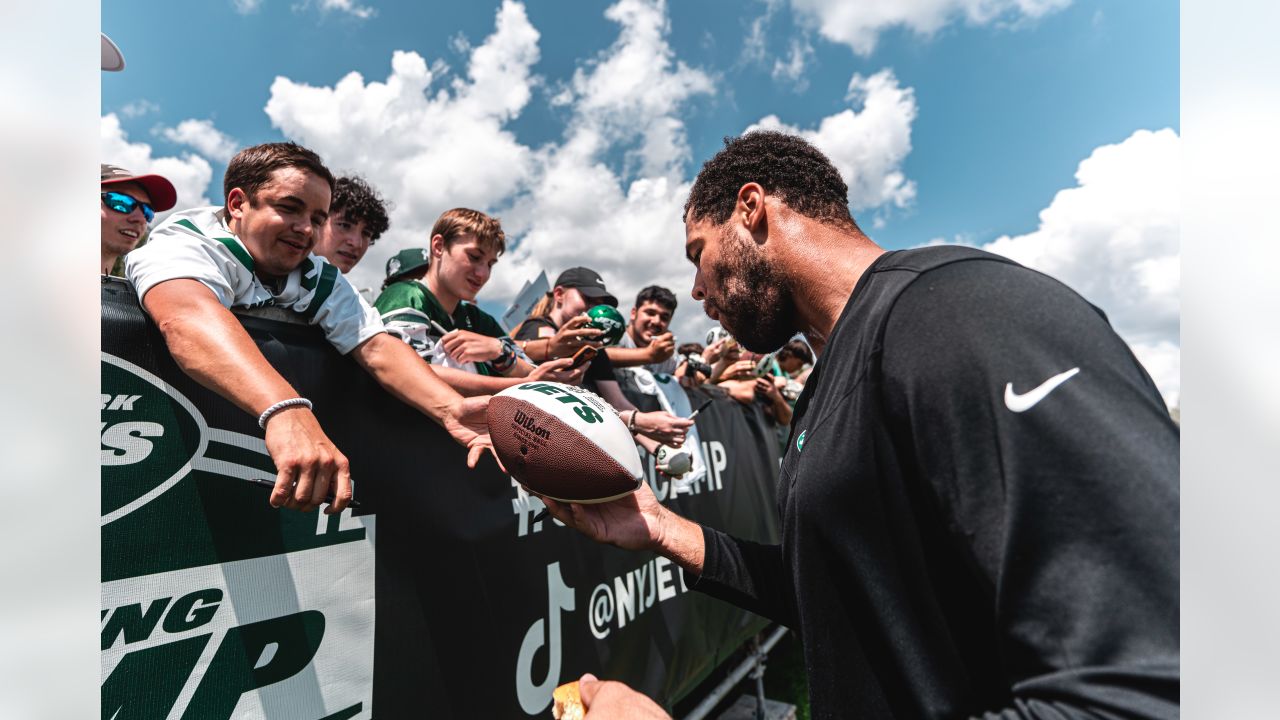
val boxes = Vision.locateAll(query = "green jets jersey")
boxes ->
[373,280,509,376]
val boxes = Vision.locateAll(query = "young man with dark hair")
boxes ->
[373,209,583,395]
[100,163,177,275]
[125,142,492,516]
[609,285,679,375]
[543,131,1179,719]
[313,175,390,273]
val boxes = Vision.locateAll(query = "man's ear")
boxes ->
[430,233,446,259]
[552,285,565,307]
[735,182,767,239]
[226,188,249,219]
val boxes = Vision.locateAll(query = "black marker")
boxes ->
[688,398,714,419]
[246,478,362,509]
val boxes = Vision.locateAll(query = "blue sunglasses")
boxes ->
[102,191,155,223]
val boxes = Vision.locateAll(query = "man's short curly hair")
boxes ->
[684,131,858,231]
[331,175,390,242]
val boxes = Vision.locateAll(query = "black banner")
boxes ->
[101,277,781,719]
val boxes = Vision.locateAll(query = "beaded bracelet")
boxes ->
[258,397,313,429]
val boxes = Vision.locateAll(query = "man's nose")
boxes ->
[691,272,706,301]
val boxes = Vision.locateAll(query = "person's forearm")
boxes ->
[431,364,525,396]
[504,356,536,377]
[518,337,554,363]
[653,507,706,575]
[595,379,637,413]
[354,334,463,423]
[605,345,654,368]
[151,290,297,416]
[770,395,793,425]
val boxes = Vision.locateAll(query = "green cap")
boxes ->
[385,248,430,281]
[587,305,625,346]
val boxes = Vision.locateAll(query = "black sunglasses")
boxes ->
[102,191,155,223]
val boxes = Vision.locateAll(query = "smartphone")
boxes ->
[570,345,598,368]
[754,354,774,377]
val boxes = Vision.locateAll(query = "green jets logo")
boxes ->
[101,354,208,525]
[795,430,806,453]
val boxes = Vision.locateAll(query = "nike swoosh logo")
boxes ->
[1004,367,1080,413]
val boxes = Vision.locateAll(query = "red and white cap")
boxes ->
[101,164,177,212]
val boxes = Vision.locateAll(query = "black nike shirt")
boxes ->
[692,247,1179,719]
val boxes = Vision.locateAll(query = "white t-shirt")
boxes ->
[125,206,384,354]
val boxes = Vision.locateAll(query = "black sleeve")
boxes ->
[692,526,796,627]
[585,347,615,383]
[880,259,1179,719]
[512,317,553,342]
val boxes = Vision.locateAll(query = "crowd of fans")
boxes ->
[101,140,812,509]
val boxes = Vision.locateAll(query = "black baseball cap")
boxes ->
[553,266,618,307]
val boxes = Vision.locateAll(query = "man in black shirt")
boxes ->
[541,131,1178,719]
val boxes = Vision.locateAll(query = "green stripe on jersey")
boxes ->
[175,218,204,236]
[300,258,318,291]
[300,263,339,321]
[214,237,254,272]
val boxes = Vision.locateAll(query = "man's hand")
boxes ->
[548,315,605,359]
[702,337,728,364]
[263,406,352,514]
[539,480,668,552]
[528,357,587,385]
[440,395,500,469]
[441,329,502,364]
[578,673,671,719]
[633,410,693,447]
[540,472,708,574]
[646,332,675,363]
[719,359,756,381]
[754,376,782,402]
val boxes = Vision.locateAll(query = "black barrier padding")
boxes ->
[102,277,782,718]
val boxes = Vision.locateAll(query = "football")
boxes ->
[586,304,625,346]
[487,381,644,503]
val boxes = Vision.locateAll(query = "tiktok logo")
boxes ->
[515,562,576,715]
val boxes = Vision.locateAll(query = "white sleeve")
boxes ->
[123,224,236,308]
[310,273,386,354]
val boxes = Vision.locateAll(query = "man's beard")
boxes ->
[707,229,797,353]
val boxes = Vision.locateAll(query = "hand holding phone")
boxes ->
[570,345,598,368]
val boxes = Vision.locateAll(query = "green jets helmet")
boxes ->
[586,305,625,346]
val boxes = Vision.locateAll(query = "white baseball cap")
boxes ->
[101,33,125,72]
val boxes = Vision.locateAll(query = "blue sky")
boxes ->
[102,0,1180,401]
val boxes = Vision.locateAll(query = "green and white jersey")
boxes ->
[373,280,509,376]
[125,206,384,354]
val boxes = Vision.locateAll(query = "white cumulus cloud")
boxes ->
[157,119,238,162]
[100,114,214,219]
[788,0,1072,55]
[493,0,713,340]
[260,0,917,348]
[561,0,714,180]
[118,99,159,119]
[747,69,917,211]
[265,0,541,293]
[317,0,375,19]
[771,38,815,91]
[982,128,1181,406]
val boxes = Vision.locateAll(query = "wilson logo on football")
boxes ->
[513,408,553,440]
